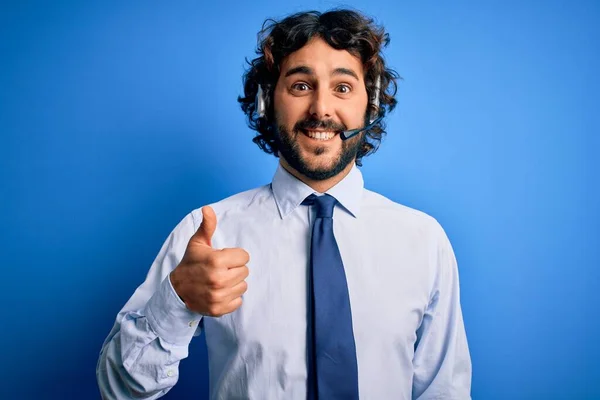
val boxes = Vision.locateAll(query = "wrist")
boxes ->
[169,267,185,303]
[144,275,202,345]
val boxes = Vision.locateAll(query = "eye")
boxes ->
[335,84,352,94]
[291,82,311,92]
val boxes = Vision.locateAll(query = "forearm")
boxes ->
[97,317,183,399]
[97,276,202,399]
[412,222,472,399]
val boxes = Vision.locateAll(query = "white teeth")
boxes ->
[306,131,335,140]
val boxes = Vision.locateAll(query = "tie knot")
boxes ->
[302,193,337,218]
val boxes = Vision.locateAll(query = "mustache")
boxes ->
[293,118,347,133]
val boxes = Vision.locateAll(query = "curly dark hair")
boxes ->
[238,9,400,166]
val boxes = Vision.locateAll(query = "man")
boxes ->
[97,9,471,400]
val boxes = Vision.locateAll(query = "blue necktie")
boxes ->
[302,194,359,400]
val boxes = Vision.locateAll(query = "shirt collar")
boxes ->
[271,162,364,219]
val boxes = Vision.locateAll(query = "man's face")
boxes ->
[273,37,369,181]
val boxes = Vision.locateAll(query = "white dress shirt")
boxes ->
[97,163,471,399]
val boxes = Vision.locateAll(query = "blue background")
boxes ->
[1,0,598,399]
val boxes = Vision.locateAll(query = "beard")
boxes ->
[275,116,364,181]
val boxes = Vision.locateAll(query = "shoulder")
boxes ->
[362,188,445,235]
[361,188,452,251]
[363,189,458,279]
[189,184,272,228]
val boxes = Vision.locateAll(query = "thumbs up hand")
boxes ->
[170,206,250,317]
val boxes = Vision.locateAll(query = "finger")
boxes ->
[219,279,248,304]
[223,293,244,314]
[220,265,249,288]
[231,279,249,298]
[217,247,250,269]
[192,206,217,247]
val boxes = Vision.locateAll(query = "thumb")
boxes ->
[193,206,217,247]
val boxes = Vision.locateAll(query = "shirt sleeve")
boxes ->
[96,212,204,400]
[412,222,472,400]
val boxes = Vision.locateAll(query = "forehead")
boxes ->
[279,37,364,79]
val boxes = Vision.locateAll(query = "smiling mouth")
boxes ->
[301,129,339,141]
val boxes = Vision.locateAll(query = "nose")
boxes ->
[309,88,333,120]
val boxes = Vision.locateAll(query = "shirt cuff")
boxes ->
[143,274,203,345]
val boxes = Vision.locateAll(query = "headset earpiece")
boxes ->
[369,75,381,124]
[256,85,266,118]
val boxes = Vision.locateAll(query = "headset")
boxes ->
[256,75,382,141]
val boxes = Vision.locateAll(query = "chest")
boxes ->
[205,213,433,355]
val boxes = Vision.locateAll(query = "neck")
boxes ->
[278,158,355,193]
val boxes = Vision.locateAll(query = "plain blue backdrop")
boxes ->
[1,0,598,399]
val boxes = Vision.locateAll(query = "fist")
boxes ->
[170,206,249,317]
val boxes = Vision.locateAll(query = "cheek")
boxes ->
[275,96,304,128]
[273,89,290,125]
[338,95,369,128]
[339,109,366,129]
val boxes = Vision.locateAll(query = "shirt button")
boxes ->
[188,320,197,327]
[167,369,174,377]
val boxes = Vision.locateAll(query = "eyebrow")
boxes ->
[332,67,359,81]
[284,65,360,81]
[284,65,313,78]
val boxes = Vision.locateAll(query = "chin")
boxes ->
[305,157,338,172]
[297,155,352,181]
[300,152,339,170]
